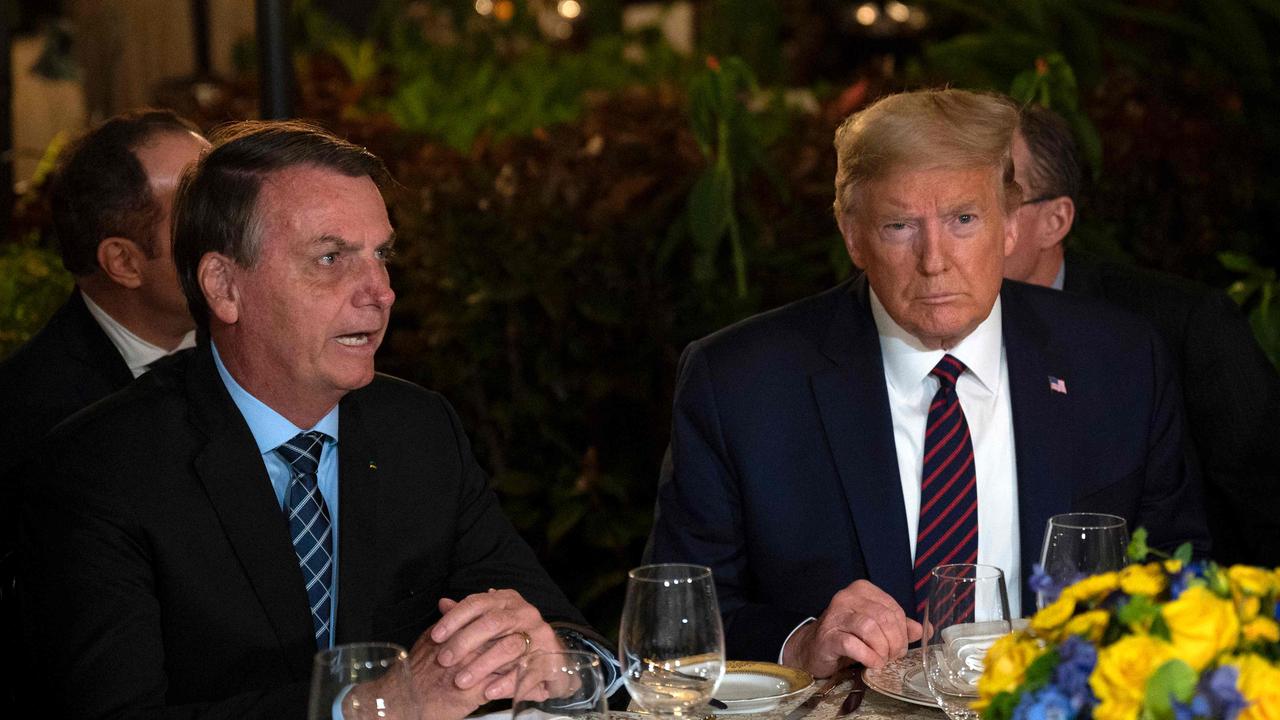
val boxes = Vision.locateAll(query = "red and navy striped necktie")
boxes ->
[912,354,979,618]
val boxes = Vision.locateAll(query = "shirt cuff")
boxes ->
[556,628,624,698]
[778,617,817,665]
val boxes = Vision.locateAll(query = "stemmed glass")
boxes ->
[1037,512,1128,607]
[308,642,420,720]
[512,650,608,719]
[922,564,1012,720]
[619,564,725,716]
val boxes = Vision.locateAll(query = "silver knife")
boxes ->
[783,666,856,720]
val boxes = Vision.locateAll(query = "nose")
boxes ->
[357,258,396,310]
[916,222,947,276]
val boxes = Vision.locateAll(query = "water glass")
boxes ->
[619,564,725,716]
[308,642,419,720]
[923,564,1011,720]
[512,650,608,719]
[1037,512,1128,607]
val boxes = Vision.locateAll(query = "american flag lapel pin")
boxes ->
[1048,376,1067,394]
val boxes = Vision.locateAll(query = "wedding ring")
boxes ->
[513,630,532,653]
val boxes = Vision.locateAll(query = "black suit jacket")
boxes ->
[1063,250,1280,565]
[20,342,589,718]
[650,276,1209,660]
[0,292,132,529]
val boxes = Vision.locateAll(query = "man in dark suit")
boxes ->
[1005,104,1280,566]
[0,109,208,490]
[649,90,1208,678]
[21,122,609,718]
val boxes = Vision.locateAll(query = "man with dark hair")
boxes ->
[21,120,613,718]
[0,109,208,478]
[1006,103,1280,565]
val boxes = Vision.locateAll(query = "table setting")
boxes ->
[309,513,1280,720]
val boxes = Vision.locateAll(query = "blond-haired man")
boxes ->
[650,89,1208,678]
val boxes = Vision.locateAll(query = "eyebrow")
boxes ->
[311,232,397,248]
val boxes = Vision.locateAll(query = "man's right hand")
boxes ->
[781,579,922,677]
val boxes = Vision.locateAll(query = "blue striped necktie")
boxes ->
[913,354,979,618]
[275,431,334,648]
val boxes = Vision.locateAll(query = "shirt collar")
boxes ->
[211,341,340,455]
[1051,259,1066,290]
[82,290,196,377]
[868,287,1004,397]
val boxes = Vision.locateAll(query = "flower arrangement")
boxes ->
[976,529,1280,720]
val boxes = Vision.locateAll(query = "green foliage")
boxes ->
[1221,251,1280,369]
[0,242,72,360]
[1142,659,1197,720]
[1009,53,1103,180]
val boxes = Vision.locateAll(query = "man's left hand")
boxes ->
[429,588,561,700]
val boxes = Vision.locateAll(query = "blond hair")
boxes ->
[833,89,1021,224]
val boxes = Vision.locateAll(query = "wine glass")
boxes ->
[619,564,725,716]
[1037,512,1128,607]
[308,642,420,720]
[922,564,1011,720]
[512,650,608,719]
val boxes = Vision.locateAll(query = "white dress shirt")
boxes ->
[82,290,196,377]
[869,289,1021,613]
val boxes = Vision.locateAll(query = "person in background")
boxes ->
[20,120,614,718]
[649,89,1208,679]
[0,109,207,482]
[1006,103,1280,566]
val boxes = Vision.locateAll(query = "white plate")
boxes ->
[714,661,814,714]
[861,648,937,708]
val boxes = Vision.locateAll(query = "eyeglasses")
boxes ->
[1021,194,1063,206]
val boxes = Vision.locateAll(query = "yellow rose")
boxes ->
[1064,572,1120,604]
[1119,564,1166,597]
[1230,565,1277,597]
[1030,595,1077,639]
[1063,609,1111,643]
[1162,585,1241,671]
[1242,617,1280,644]
[1090,635,1175,720]
[1232,654,1280,720]
[1239,595,1262,622]
[977,633,1043,701]
[1164,559,1184,574]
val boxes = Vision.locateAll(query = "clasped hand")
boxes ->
[782,579,923,677]
[407,588,560,719]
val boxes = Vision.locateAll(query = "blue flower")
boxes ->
[1012,687,1075,720]
[1029,563,1085,605]
[1173,694,1212,720]
[1053,636,1098,712]
[1202,666,1248,720]
[1171,560,1211,599]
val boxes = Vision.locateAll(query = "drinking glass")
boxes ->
[1037,512,1128,607]
[512,650,608,720]
[308,642,420,720]
[922,564,1011,720]
[619,564,725,716]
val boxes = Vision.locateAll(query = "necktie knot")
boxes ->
[930,354,967,391]
[275,431,329,477]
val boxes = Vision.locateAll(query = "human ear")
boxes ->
[1040,197,1076,248]
[96,237,148,289]
[198,253,240,325]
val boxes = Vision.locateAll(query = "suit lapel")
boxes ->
[335,394,380,643]
[810,277,917,616]
[186,345,317,677]
[1001,283,1073,616]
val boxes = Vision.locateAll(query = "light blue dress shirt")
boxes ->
[212,342,341,647]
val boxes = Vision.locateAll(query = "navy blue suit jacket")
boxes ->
[650,275,1209,661]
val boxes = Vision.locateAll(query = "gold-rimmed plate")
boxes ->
[714,661,814,714]
[861,648,936,708]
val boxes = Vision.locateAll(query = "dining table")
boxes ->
[615,675,944,720]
